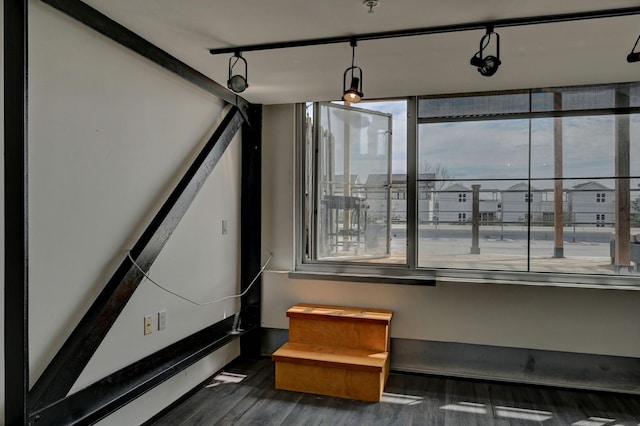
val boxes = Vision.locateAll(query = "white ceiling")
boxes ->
[83,0,640,105]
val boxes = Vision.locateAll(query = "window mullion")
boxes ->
[407,96,418,270]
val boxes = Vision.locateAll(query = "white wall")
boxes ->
[262,105,296,271]
[8,1,242,423]
[261,104,640,359]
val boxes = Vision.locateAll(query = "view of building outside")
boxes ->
[418,87,640,274]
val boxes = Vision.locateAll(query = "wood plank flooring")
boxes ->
[149,357,640,426]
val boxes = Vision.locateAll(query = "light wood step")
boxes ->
[286,304,393,352]
[273,342,390,402]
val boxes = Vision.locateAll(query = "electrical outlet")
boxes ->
[144,315,153,335]
[158,310,167,330]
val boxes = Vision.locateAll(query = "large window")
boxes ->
[301,83,640,283]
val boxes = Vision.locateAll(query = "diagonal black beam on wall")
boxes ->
[29,106,245,412]
[29,316,247,425]
[40,0,250,120]
[4,1,30,425]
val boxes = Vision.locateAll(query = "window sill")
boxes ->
[434,275,640,291]
[288,271,435,286]
[291,265,640,291]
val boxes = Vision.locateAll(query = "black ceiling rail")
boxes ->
[28,106,244,412]
[208,6,640,55]
[29,316,247,425]
[41,0,250,120]
[4,1,29,425]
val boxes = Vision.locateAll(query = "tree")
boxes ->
[418,162,453,223]
[419,161,453,191]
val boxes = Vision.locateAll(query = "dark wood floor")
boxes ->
[150,357,640,426]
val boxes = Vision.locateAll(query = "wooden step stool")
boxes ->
[272,303,393,402]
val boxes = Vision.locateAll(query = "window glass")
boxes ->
[419,92,529,118]
[531,86,616,112]
[530,116,615,179]
[311,101,407,264]
[304,83,640,280]
[415,88,640,276]
[417,179,529,271]
[630,114,640,176]
[419,120,529,180]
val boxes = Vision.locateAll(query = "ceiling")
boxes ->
[82,0,640,105]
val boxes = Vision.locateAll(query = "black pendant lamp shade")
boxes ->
[627,34,640,62]
[228,52,248,93]
[470,25,501,77]
[343,39,364,103]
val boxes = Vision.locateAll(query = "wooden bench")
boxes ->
[272,304,393,402]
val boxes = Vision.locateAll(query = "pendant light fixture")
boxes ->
[227,51,249,93]
[627,33,640,62]
[470,25,501,77]
[343,39,364,103]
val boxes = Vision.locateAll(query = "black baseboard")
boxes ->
[29,317,248,425]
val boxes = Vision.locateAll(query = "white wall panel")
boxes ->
[262,104,296,270]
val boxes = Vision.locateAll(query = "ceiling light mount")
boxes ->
[470,25,501,77]
[227,51,248,93]
[343,39,364,103]
[363,0,379,14]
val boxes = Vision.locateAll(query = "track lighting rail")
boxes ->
[209,6,640,56]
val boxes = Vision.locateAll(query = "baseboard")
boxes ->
[261,328,640,395]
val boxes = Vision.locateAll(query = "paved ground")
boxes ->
[322,224,640,276]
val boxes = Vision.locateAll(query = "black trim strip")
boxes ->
[29,316,247,425]
[418,176,640,182]
[209,6,640,55]
[4,1,29,425]
[41,0,249,119]
[29,107,244,411]
[418,106,640,124]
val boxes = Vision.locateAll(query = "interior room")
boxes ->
[4,1,640,424]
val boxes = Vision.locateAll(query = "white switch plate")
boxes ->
[158,310,167,330]
[144,315,153,335]
[222,219,228,235]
